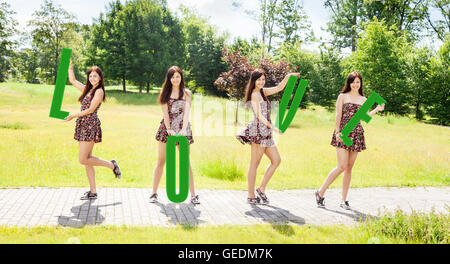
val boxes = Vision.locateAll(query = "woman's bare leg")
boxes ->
[258,146,281,193]
[342,151,358,201]
[78,141,114,170]
[79,142,97,194]
[318,148,350,197]
[152,142,166,194]
[248,143,265,198]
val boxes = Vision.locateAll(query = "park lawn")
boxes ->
[2,207,448,244]
[0,82,448,189]
[0,224,411,244]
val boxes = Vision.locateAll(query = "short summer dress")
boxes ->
[331,102,366,152]
[236,99,275,147]
[155,97,194,144]
[74,93,102,143]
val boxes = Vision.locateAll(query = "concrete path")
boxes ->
[0,187,448,228]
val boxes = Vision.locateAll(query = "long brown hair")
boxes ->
[341,71,364,96]
[158,66,185,104]
[78,66,106,102]
[244,69,268,103]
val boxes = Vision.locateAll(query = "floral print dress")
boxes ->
[236,100,275,147]
[331,102,366,152]
[155,98,194,144]
[74,93,102,143]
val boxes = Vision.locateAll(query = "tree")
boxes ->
[345,18,411,115]
[0,1,18,82]
[310,46,344,110]
[259,0,280,52]
[180,7,227,95]
[406,46,432,119]
[28,0,76,84]
[364,0,430,41]
[276,0,315,46]
[86,0,128,91]
[424,35,449,125]
[324,0,366,52]
[426,0,450,41]
[13,48,40,83]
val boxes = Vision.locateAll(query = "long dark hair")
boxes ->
[341,71,364,96]
[158,66,185,104]
[78,66,106,102]
[244,69,268,103]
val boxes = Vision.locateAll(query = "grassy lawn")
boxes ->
[0,82,448,189]
[1,209,448,244]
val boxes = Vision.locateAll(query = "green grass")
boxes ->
[365,208,449,244]
[1,209,448,244]
[0,224,408,244]
[0,82,448,189]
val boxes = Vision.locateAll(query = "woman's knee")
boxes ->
[271,157,281,167]
[156,158,166,168]
[337,164,348,172]
[79,157,89,165]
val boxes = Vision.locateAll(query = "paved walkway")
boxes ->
[0,187,448,228]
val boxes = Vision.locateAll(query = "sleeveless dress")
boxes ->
[331,102,366,152]
[236,99,275,147]
[155,97,194,144]
[74,93,102,143]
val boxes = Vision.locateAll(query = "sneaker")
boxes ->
[111,160,121,179]
[314,190,325,207]
[191,195,200,205]
[81,191,97,200]
[247,197,260,205]
[340,201,351,210]
[256,188,269,204]
[149,193,158,203]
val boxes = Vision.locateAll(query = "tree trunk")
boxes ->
[146,82,150,94]
[122,76,126,93]
[352,12,357,52]
[235,100,239,124]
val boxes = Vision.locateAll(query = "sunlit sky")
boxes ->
[5,0,443,52]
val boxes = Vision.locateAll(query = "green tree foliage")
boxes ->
[12,48,40,83]
[86,0,128,90]
[87,0,185,93]
[345,18,411,115]
[276,0,315,46]
[311,46,345,110]
[364,0,430,41]
[324,0,366,52]
[180,7,227,96]
[425,0,450,41]
[425,35,449,125]
[406,46,433,120]
[0,1,17,82]
[28,0,76,84]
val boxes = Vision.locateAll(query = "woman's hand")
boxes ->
[179,128,188,136]
[376,104,385,112]
[335,131,343,142]
[287,72,301,79]
[64,114,76,122]
[167,129,176,136]
[270,125,283,135]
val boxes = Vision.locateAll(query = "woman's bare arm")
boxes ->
[69,60,85,92]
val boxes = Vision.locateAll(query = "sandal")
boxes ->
[247,197,260,205]
[256,188,269,204]
[315,190,325,207]
[81,191,97,200]
[111,160,121,179]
